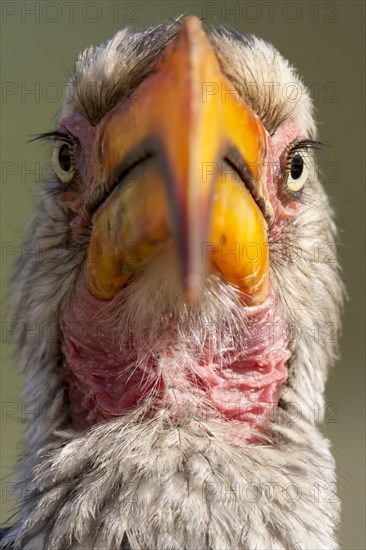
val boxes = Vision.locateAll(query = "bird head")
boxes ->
[7,16,343,549]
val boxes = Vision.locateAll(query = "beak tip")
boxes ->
[183,274,202,305]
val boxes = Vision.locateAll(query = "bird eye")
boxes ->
[285,150,310,196]
[53,140,75,183]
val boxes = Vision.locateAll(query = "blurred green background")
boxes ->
[1,1,365,547]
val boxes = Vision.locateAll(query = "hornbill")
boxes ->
[1,16,343,550]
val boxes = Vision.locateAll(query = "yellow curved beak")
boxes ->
[86,16,269,305]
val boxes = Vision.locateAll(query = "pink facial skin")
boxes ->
[57,113,95,218]
[60,114,95,194]
[266,121,306,224]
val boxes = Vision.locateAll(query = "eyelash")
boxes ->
[31,130,75,144]
[283,139,325,168]
[30,131,78,166]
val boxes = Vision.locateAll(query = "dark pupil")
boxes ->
[59,144,71,172]
[291,153,304,180]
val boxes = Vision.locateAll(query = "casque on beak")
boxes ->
[86,16,269,305]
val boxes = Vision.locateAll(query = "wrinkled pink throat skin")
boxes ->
[61,283,289,439]
[60,118,302,442]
